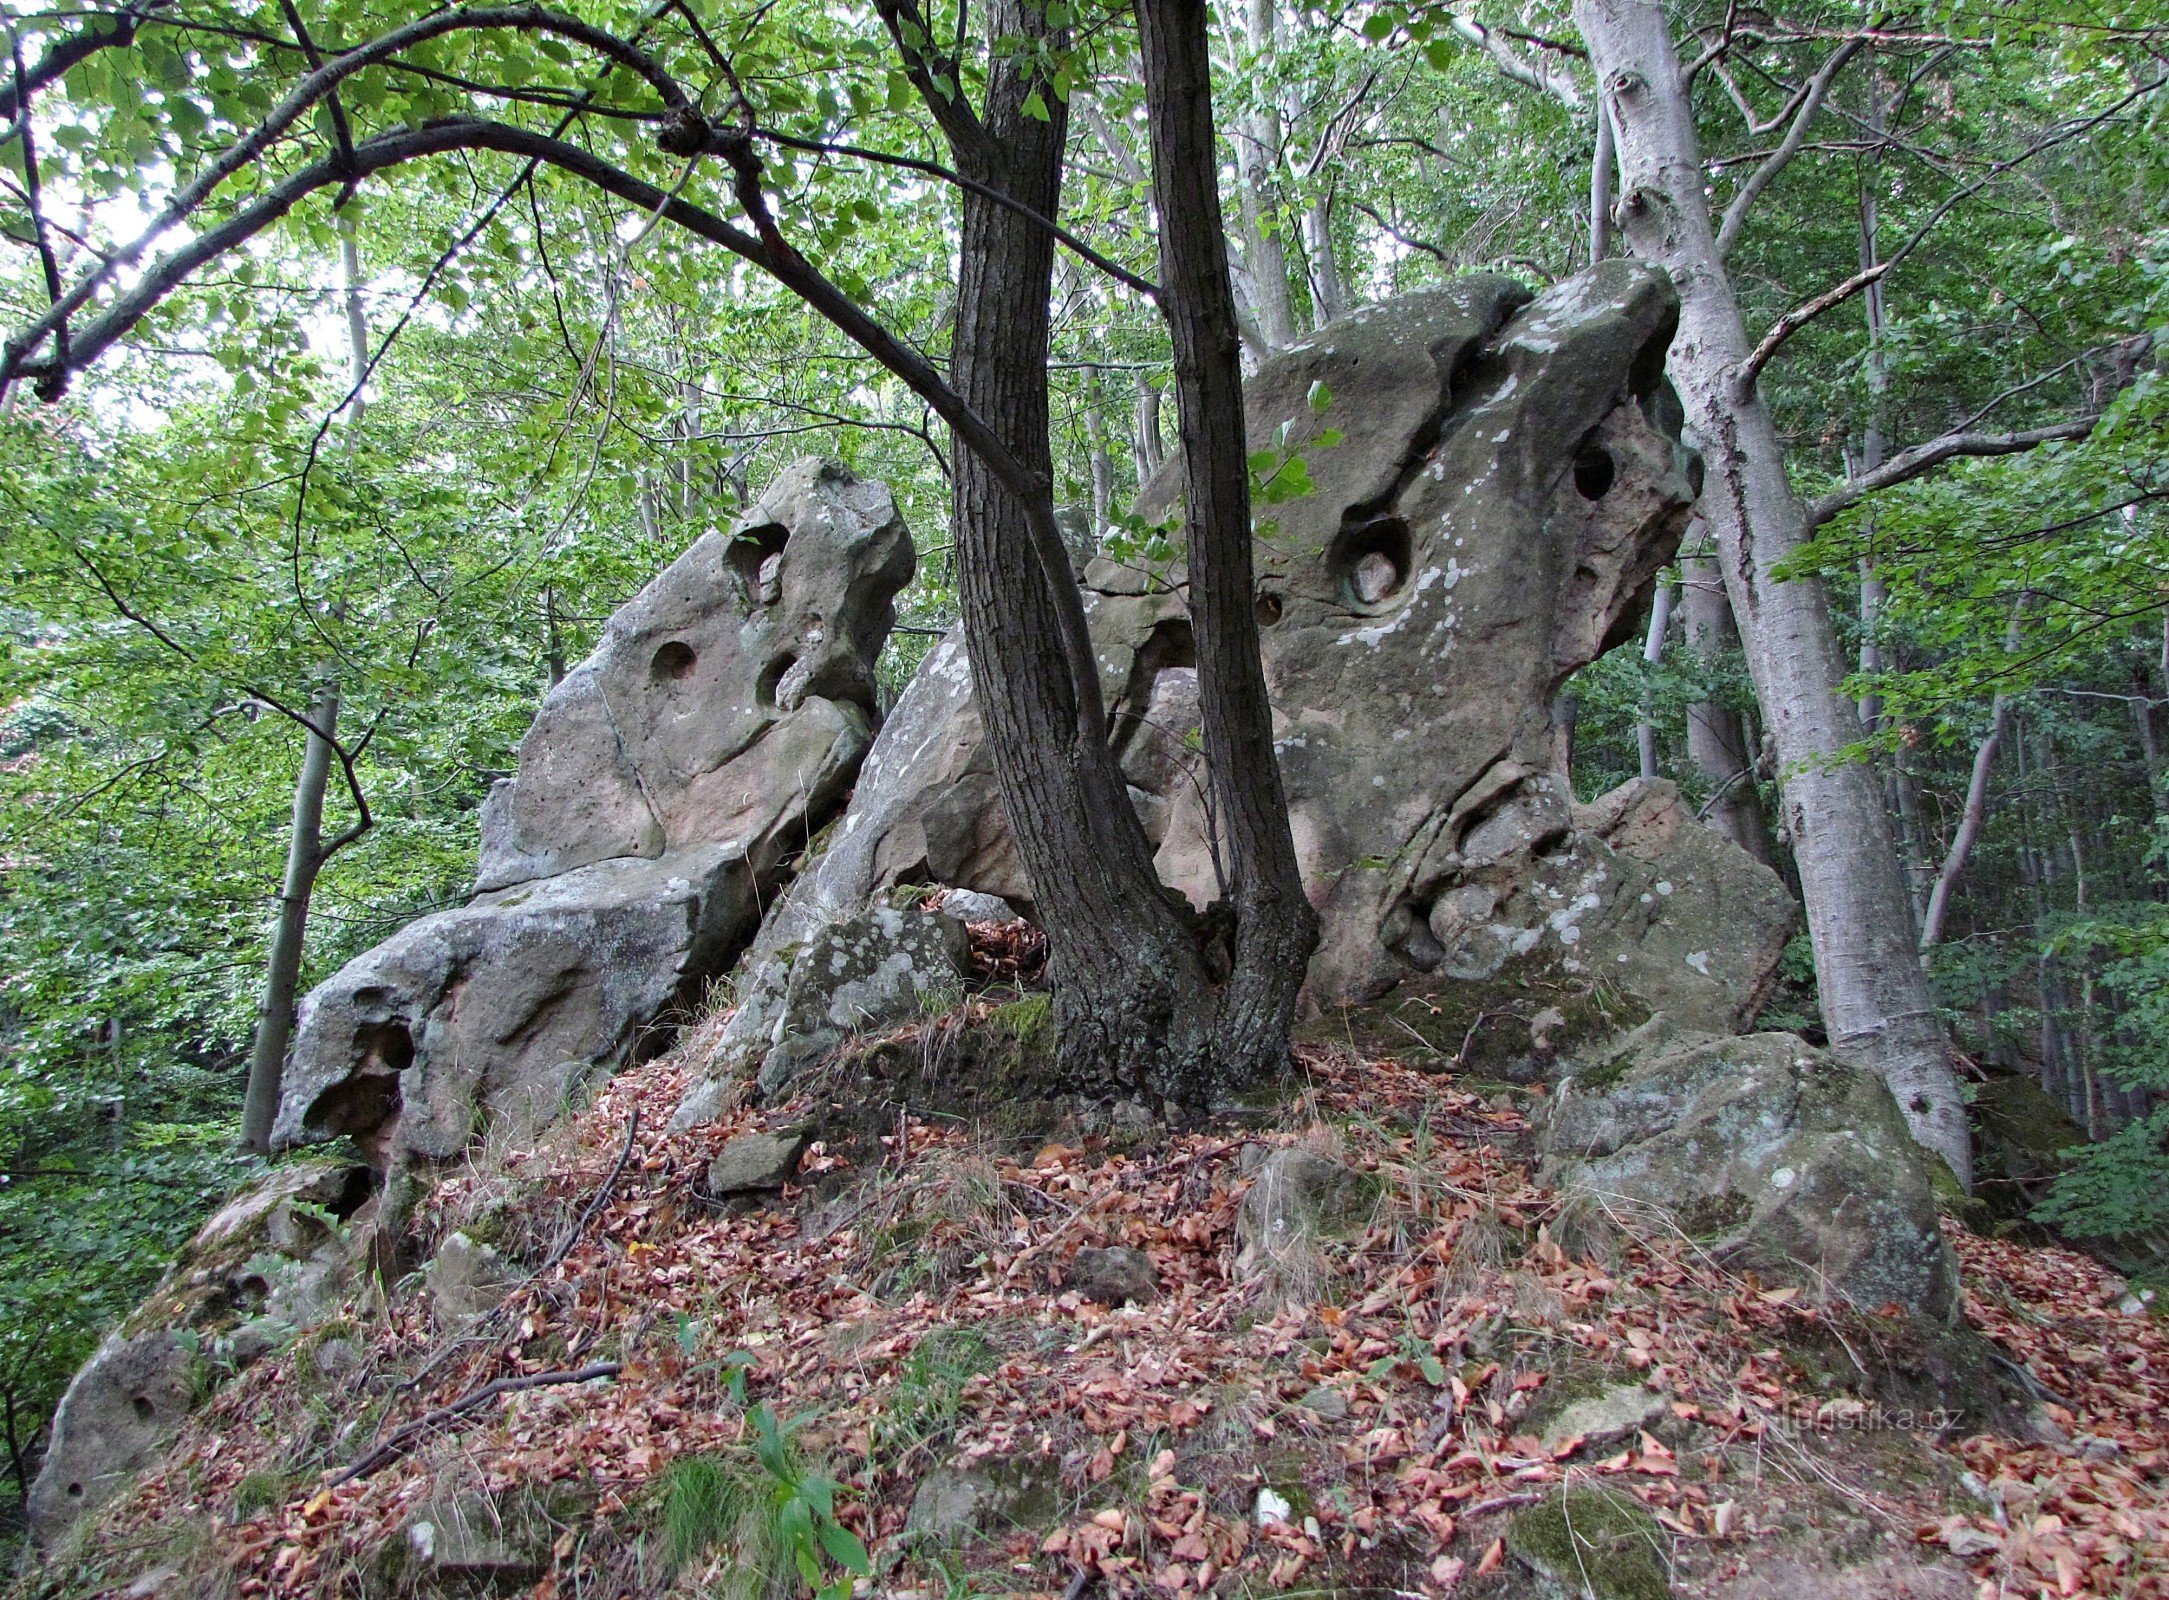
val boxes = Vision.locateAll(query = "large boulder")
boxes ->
[272,460,914,1161]
[1537,1019,1960,1322]
[681,266,1789,1117]
[28,1158,372,1545]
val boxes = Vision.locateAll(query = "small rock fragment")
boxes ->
[1064,1246,1159,1306]
[705,1128,811,1196]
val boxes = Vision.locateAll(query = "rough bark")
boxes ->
[240,686,339,1154]
[1575,0,1970,1184]
[1137,0,1319,1092]
[933,0,1233,1106]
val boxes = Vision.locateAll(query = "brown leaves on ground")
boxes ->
[72,1044,2169,1600]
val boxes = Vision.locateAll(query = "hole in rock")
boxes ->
[727,521,790,596]
[131,1396,156,1421]
[67,1483,82,1498]
[1327,515,1412,609]
[756,653,798,709]
[1256,592,1284,627]
[1573,445,1616,500]
[649,640,697,683]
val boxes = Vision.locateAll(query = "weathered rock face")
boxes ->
[272,460,913,1161]
[687,265,1787,1116]
[28,1158,372,1544]
[1538,1018,1961,1322]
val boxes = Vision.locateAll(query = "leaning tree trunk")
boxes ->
[942,0,1226,1105]
[240,686,340,1153]
[1575,0,1971,1184]
[1138,0,1320,1092]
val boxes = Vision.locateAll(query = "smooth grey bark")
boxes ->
[1918,688,2011,960]
[1083,371,1115,541]
[1680,537,1772,863]
[1589,101,1615,261]
[1636,576,1674,780]
[240,686,340,1153]
[1575,0,1971,1184]
[1134,372,1165,479]
[1231,0,1298,350]
[1303,193,1347,323]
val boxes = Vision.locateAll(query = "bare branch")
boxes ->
[1735,71,2168,394]
[1807,419,2105,530]
[1714,35,1862,258]
[1450,10,1584,108]
[753,126,1160,299]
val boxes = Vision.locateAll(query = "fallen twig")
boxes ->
[329,1362,622,1485]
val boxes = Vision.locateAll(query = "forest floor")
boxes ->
[26,1004,2169,1600]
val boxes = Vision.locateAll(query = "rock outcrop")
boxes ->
[271,459,913,1162]
[1538,1018,1961,1322]
[679,263,1794,1115]
[29,1158,372,1543]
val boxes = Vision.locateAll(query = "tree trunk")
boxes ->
[940,0,1228,1105]
[1084,372,1115,543]
[1636,576,1673,780]
[1137,0,1320,1090]
[240,685,340,1153]
[1231,0,1298,350]
[1589,102,1615,262]
[1575,0,1970,1184]
[1303,194,1347,324]
[1134,373,1166,479]
[1679,534,1771,861]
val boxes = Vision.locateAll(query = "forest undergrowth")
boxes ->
[28,1010,2169,1600]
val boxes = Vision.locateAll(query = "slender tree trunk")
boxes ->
[1304,194,1347,323]
[1680,532,1772,861]
[1918,692,2011,960]
[1636,576,1673,780]
[1137,0,1319,1089]
[1134,373,1165,479]
[1589,102,1615,262]
[1231,0,1298,349]
[240,686,340,1153]
[1576,0,1970,1184]
[1084,373,1116,542]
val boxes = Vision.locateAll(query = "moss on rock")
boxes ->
[1505,1485,1671,1600]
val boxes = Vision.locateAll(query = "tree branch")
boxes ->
[1734,71,2168,395]
[1806,419,2113,531]
[1713,35,1861,259]
[870,0,986,162]
[752,126,1160,299]
[1450,9,1583,108]
[0,0,169,131]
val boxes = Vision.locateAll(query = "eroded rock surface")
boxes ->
[1538,1018,1960,1322]
[683,265,1789,1116]
[28,1158,372,1544]
[271,460,913,1161]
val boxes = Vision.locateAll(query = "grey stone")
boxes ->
[271,460,913,1162]
[1539,1019,1960,1322]
[904,1455,1060,1545]
[27,1159,374,1546]
[381,1490,571,1595]
[1063,1246,1159,1305]
[1295,1386,1351,1423]
[704,1128,811,1195]
[25,1331,193,1545]
[938,887,1021,924]
[1536,1383,1668,1454]
[1236,1149,1379,1280]
[428,1232,520,1321]
[313,1337,365,1381]
[677,900,968,1116]
[712,268,1790,1036]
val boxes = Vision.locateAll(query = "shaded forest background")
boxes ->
[0,0,2163,1547]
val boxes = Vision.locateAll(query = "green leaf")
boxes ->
[1307,380,1334,414]
[818,1522,872,1576]
[1021,88,1050,121]
[1361,12,1396,42]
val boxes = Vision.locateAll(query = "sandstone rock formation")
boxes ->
[29,1157,371,1543]
[271,459,913,1162]
[679,263,1794,1117]
[1538,1017,1961,1321]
